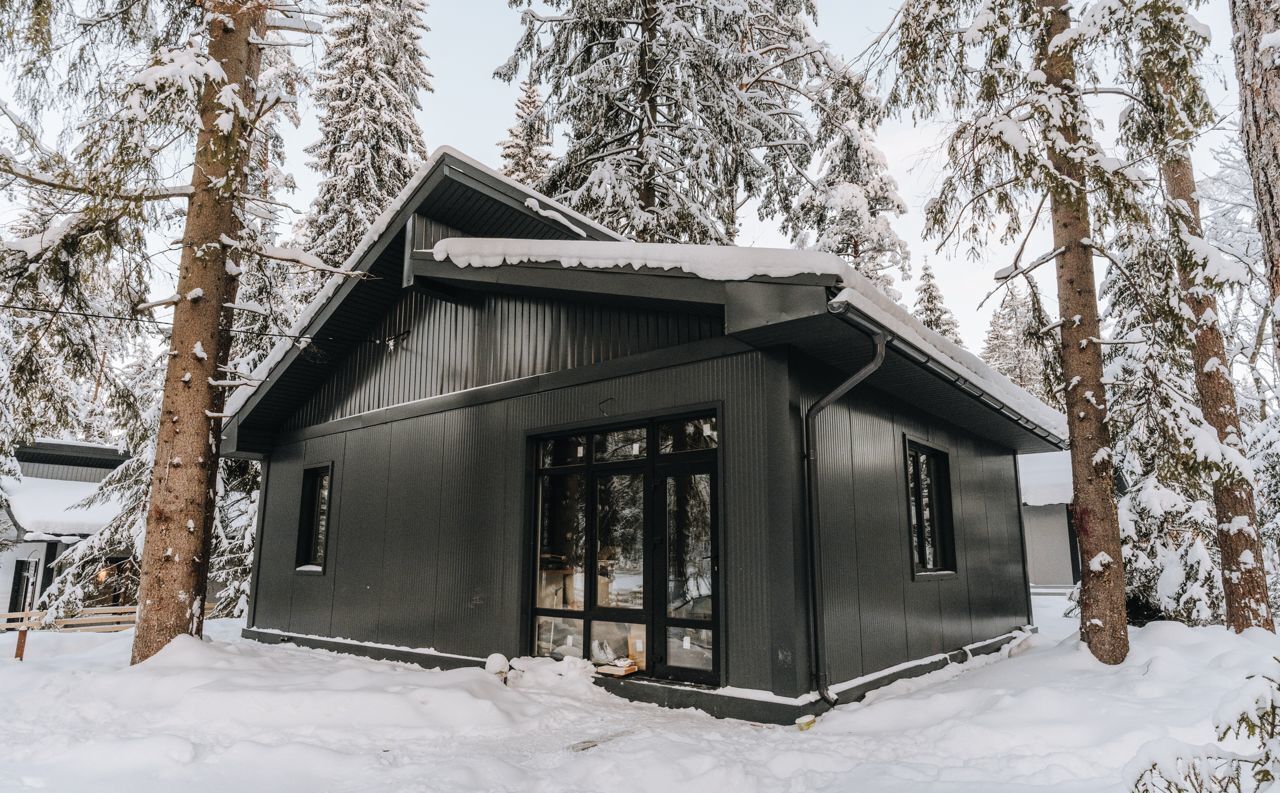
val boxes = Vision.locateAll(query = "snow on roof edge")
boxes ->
[830,269,1068,442]
[225,146,623,422]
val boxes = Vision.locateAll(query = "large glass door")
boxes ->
[532,414,718,684]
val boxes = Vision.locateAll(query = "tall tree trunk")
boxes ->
[1161,151,1275,632]
[1038,0,1129,664]
[1227,0,1280,368]
[132,2,265,664]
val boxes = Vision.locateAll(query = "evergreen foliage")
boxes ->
[981,283,1050,404]
[304,0,432,269]
[500,77,553,186]
[912,263,964,345]
[498,0,904,260]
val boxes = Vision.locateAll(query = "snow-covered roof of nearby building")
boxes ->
[434,236,1068,441]
[1017,451,1073,506]
[0,477,123,537]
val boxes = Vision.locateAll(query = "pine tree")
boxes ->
[500,77,553,186]
[304,0,432,269]
[982,284,1050,403]
[0,1,325,662]
[499,0,903,253]
[912,263,964,345]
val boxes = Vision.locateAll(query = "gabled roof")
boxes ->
[224,147,623,448]
[225,146,1067,455]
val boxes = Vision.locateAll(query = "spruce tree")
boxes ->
[499,0,903,254]
[981,284,1050,403]
[500,77,553,186]
[912,263,964,345]
[304,0,432,268]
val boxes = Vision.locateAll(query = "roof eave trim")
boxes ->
[829,302,1068,451]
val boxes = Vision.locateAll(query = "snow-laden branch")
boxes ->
[0,151,192,204]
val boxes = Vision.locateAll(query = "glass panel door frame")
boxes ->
[526,407,721,686]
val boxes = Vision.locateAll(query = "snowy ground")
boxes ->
[2,595,1278,792]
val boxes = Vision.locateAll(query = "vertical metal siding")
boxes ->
[796,354,1028,684]
[287,433,346,637]
[16,462,111,482]
[329,424,392,642]
[255,349,792,694]
[286,291,722,429]
[251,440,304,631]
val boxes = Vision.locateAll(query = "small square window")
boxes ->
[297,465,332,572]
[906,441,953,574]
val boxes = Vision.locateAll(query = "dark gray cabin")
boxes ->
[225,147,1066,723]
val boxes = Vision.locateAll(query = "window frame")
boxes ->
[527,408,721,685]
[903,436,956,579]
[296,462,334,575]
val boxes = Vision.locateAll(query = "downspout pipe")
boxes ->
[803,304,888,708]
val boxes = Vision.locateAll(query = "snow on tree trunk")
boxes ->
[1037,0,1128,664]
[132,4,265,665]
[1227,0,1280,371]
[1162,151,1275,632]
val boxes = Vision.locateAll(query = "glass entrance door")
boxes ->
[532,414,718,684]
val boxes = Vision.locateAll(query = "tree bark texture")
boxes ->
[132,2,265,664]
[1161,152,1275,632]
[1227,0,1280,368]
[1038,0,1130,664]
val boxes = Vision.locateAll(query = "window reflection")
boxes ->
[659,417,718,454]
[593,427,646,461]
[666,473,713,620]
[537,474,586,610]
[596,474,645,609]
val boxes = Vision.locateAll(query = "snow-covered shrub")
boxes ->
[1131,664,1280,792]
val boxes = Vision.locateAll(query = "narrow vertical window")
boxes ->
[297,465,332,572]
[906,441,953,574]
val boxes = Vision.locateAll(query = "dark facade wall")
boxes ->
[252,348,813,697]
[796,355,1030,686]
[287,289,723,429]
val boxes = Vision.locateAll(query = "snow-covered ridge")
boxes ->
[0,476,124,536]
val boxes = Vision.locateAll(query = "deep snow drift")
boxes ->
[1,595,1277,792]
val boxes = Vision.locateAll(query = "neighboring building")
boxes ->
[0,440,128,614]
[1017,451,1079,588]
[224,147,1068,723]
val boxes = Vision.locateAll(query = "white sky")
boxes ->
[3,0,1247,350]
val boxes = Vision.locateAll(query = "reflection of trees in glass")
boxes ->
[539,474,585,608]
[667,474,712,619]
[594,427,646,461]
[597,474,644,607]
